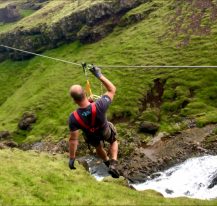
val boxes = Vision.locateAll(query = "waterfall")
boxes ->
[131,155,217,200]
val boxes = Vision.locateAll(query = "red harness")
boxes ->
[73,103,99,133]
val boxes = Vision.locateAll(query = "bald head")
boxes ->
[69,85,85,102]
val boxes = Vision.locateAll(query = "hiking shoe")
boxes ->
[104,160,110,168]
[108,159,120,178]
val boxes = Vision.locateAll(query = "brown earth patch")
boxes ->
[118,124,217,182]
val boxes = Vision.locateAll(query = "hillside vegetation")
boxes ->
[0,0,217,143]
[0,149,217,205]
[0,0,103,33]
[0,0,217,205]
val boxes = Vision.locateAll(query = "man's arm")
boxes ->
[99,75,116,101]
[89,65,116,101]
[69,130,79,159]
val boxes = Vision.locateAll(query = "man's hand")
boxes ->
[69,158,76,170]
[88,65,102,79]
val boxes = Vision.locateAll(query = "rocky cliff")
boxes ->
[0,0,151,61]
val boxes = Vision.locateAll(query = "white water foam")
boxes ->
[84,156,110,181]
[132,155,217,200]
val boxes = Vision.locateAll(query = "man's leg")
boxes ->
[96,142,109,161]
[109,140,118,160]
[108,140,119,178]
[102,123,120,178]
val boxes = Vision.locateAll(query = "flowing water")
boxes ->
[131,155,217,200]
[81,155,217,200]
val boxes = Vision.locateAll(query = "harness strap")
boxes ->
[73,103,98,133]
[91,103,96,127]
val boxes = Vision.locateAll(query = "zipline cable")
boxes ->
[1,44,217,69]
[98,65,217,68]
[0,45,81,67]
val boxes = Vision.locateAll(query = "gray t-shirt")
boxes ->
[68,95,111,136]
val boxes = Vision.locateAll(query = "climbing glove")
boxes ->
[89,65,102,79]
[69,158,76,170]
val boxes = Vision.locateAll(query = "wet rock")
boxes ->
[128,174,147,184]
[184,190,191,196]
[0,131,10,140]
[208,172,217,189]
[18,112,37,130]
[166,171,174,177]
[150,172,161,179]
[0,4,20,23]
[139,121,159,135]
[78,158,89,172]
[165,188,174,194]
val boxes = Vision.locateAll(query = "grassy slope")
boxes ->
[0,0,217,141]
[0,149,216,205]
[0,0,108,33]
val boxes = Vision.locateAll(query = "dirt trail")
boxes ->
[145,125,214,161]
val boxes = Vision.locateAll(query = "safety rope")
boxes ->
[82,63,101,101]
[1,44,217,69]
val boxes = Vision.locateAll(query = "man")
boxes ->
[68,65,119,178]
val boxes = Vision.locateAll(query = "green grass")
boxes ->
[0,149,216,206]
[0,22,17,33]
[0,0,217,140]
[20,9,36,18]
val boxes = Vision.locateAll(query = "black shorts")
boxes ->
[83,122,117,147]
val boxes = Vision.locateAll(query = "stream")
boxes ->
[131,155,217,200]
[80,155,217,200]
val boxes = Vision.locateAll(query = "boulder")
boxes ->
[0,131,10,140]
[0,4,20,23]
[18,112,37,130]
[3,140,18,148]
[139,121,159,135]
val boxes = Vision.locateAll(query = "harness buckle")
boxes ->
[90,128,96,133]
